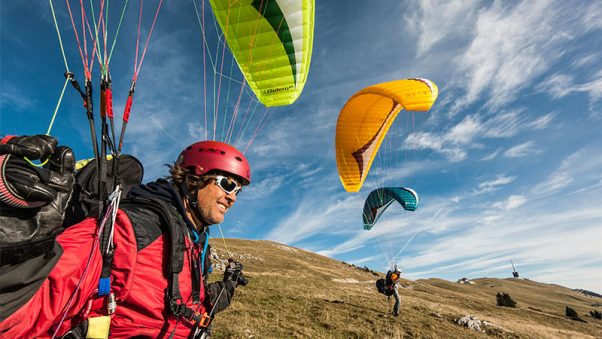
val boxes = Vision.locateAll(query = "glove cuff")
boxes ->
[0,135,16,144]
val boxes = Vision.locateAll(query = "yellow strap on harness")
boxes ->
[86,316,111,339]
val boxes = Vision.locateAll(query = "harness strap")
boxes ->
[121,197,203,326]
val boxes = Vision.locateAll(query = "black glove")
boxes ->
[205,259,247,316]
[223,259,247,287]
[0,135,61,206]
[0,135,57,159]
[0,135,75,244]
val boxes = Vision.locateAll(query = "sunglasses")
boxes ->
[208,175,243,195]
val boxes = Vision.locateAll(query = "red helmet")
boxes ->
[176,141,251,185]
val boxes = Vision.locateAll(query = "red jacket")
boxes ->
[0,180,222,338]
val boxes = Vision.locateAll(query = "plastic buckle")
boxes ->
[98,277,111,296]
[196,312,211,328]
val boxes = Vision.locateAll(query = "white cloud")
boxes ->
[475,175,516,194]
[295,163,323,179]
[482,109,553,138]
[537,71,602,102]
[403,132,443,150]
[479,148,502,161]
[0,83,35,112]
[405,206,602,279]
[583,2,602,31]
[492,195,526,210]
[266,194,363,245]
[408,0,481,55]
[539,73,574,99]
[447,1,592,113]
[480,148,501,161]
[481,110,524,138]
[531,144,602,197]
[367,159,437,188]
[349,254,383,266]
[532,172,573,197]
[186,122,207,141]
[403,132,468,162]
[504,141,539,158]
[446,115,482,144]
[402,115,483,162]
[245,175,284,199]
[402,109,553,161]
[248,106,337,172]
[570,54,598,69]
[529,113,555,130]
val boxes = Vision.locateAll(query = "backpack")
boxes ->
[60,154,145,314]
[385,270,400,286]
[62,154,144,227]
[376,278,391,296]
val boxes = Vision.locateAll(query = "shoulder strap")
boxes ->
[119,197,202,323]
[120,197,186,277]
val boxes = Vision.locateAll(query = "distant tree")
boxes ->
[590,310,602,320]
[565,306,577,318]
[496,292,517,308]
[574,289,602,298]
[566,306,588,323]
[360,265,380,276]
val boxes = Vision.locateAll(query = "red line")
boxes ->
[85,0,107,77]
[234,94,254,145]
[134,0,143,74]
[225,77,246,143]
[65,0,88,76]
[244,107,272,153]
[202,0,207,140]
[135,0,164,78]
[214,2,234,140]
[79,0,88,76]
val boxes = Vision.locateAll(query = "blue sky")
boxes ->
[1,1,601,292]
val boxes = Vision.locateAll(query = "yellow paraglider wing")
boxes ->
[335,78,438,192]
[209,0,314,107]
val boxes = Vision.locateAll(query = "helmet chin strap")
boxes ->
[180,181,209,229]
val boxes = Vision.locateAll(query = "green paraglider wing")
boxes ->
[363,187,419,230]
[209,0,314,107]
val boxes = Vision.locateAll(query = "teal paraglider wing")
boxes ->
[363,187,419,230]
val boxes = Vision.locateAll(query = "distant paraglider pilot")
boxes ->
[386,266,402,316]
[376,266,402,316]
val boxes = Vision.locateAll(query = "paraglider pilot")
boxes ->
[0,135,249,338]
[386,266,402,316]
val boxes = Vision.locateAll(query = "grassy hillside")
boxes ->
[207,239,602,338]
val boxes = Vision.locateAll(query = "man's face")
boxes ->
[194,175,239,225]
